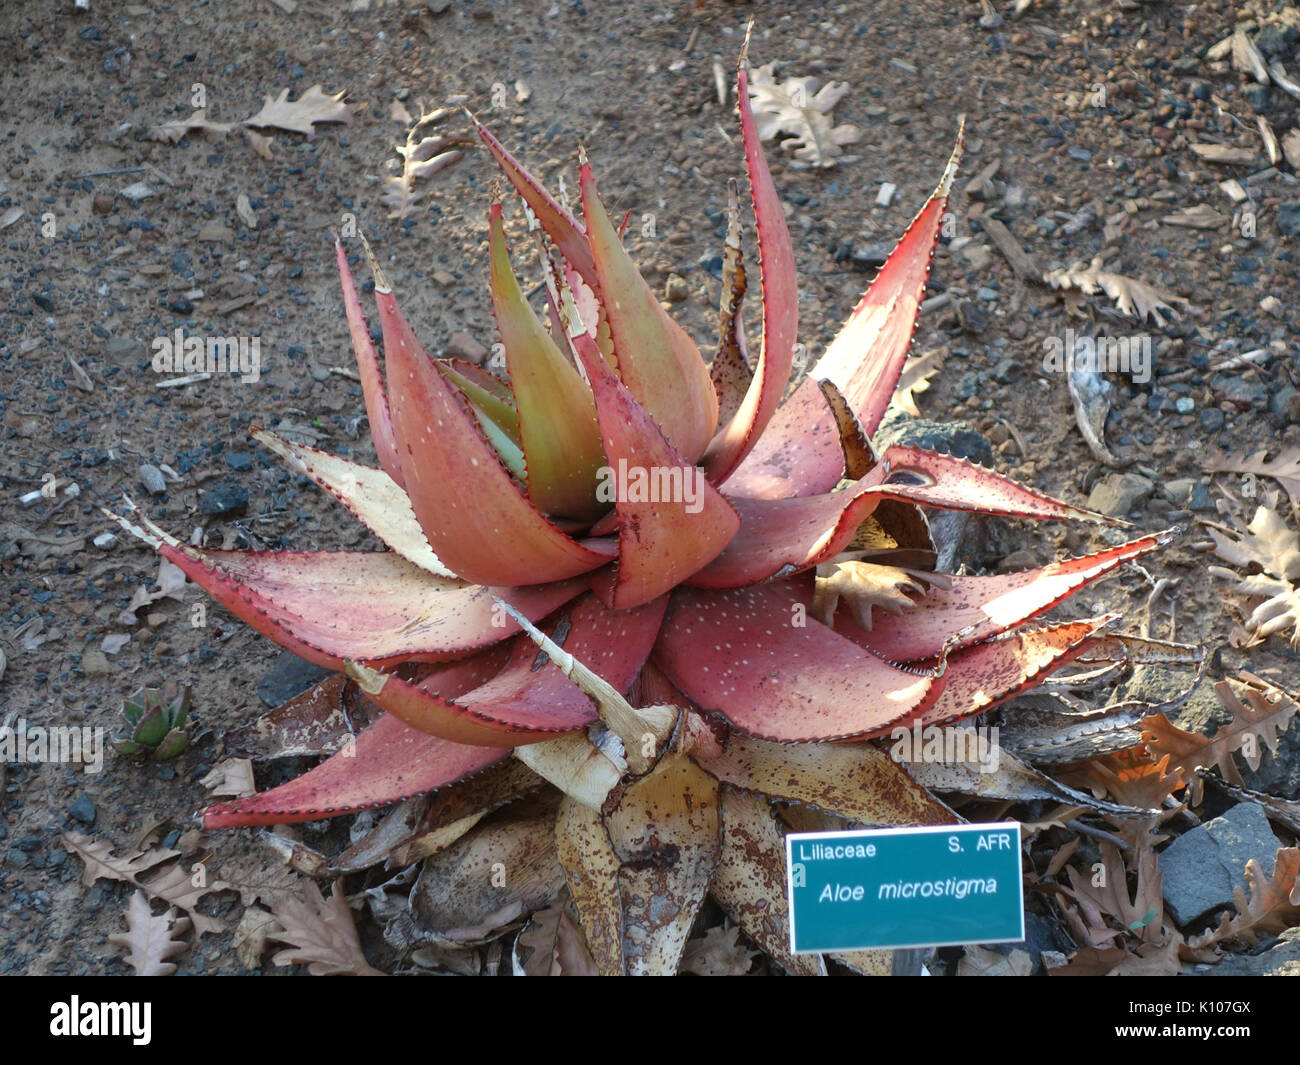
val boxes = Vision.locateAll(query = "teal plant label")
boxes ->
[786,823,1025,953]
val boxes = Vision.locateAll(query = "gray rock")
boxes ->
[258,650,334,708]
[138,463,167,495]
[1207,927,1300,976]
[445,331,489,364]
[199,481,249,517]
[1279,202,1300,238]
[1086,472,1155,517]
[874,410,995,466]
[67,794,96,827]
[1159,803,1280,925]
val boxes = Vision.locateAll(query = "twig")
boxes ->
[66,166,149,179]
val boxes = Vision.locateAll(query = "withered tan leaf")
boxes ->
[512,889,598,976]
[1206,449,1300,512]
[812,559,928,630]
[746,63,860,168]
[245,85,352,137]
[1188,848,1300,953]
[148,108,235,143]
[108,890,191,976]
[890,348,945,417]
[605,754,721,976]
[957,944,1034,976]
[1207,501,1300,580]
[1045,255,1186,326]
[1141,676,1299,804]
[233,905,280,969]
[680,924,760,976]
[269,880,385,975]
[63,832,228,937]
[700,732,955,826]
[710,786,826,976]
[201,757,256,798]
[554,795,624,976]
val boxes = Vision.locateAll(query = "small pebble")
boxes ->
[139,464,167,495]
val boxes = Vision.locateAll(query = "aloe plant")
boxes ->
[114,685,191,760]
[108,38,1174,974]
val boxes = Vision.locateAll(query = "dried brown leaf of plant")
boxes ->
[679,923,760,976]
[513,890,598,976]
[382,104,466,220]
[244,85,352,137]
[891,348,945,417]
[1205,448,1300,513]
[1058,842,1172,956]
[63,831,229,937]
[746,63,860,168]
[109,890,191,976]
[1207,499,1300,649]
[1141,676,1299,805]
[1055,748,1185,810]
[1045,255,1186,326]
[1186,848,1300,955]
[269,880,385,975]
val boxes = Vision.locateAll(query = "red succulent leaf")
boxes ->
[204,719,507,829]
[488,202,606,520]
[868,445,1125,525]
[574,340,740,609]
[905,615,1119,734]
[811,126,964,437]
[251,428,457,578]
[346,592,667,745]
[148,537,588,669]
[692,451,1108,589]
[334,235,402,487]
[579,157,719,463]
[474,117,597,283]
[702,53,798,484]
[368,259,614,585]
[654,579,943,742]
[723,376,845,500]
[204,652,514,828]
[845,530,1176,662]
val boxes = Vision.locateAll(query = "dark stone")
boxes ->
[257,650,334,708]
[67,794,96,827]
[1277,202,1300,238]
[199,482,249,517]
[225,451,253,472]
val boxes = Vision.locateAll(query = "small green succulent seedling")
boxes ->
[114,685,191,760]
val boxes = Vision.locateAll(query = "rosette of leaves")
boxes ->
[108,36,1175,974]
[114,686,191,760]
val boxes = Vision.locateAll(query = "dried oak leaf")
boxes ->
[62,831,229,937]
[957,945,1034,977]
[1057,841,1173,964]
[512,890,598,976]
[1205,448,1300,512]
[1208,501,1300,648]
[233,906,280,969]
[1056,749,1185,810]
[148,109,235,143]
[1045,255,1187,326]
[382,106,466,220]
[269,880,385,976]
[118,555,188,626]
[201,757,256,798]
[1188,848,1300,953]
[679,924,760,976]
[245,85,352,137]
[109,890,191,976]
[1141,676,1299,804]
[746,63,860,168]
[812,560,929,629]
[891,348,945,417]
